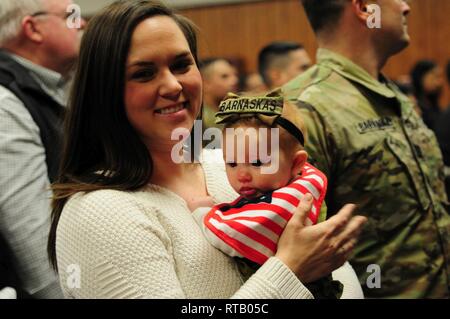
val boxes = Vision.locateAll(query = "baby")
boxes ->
[193,91,342,298]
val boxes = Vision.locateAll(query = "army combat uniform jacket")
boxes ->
[283,49,450,298]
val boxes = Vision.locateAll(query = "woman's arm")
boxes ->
[58,190,310,299]
[56,190,187,298]
[56,190,365,299]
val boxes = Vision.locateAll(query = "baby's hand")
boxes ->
[188,196,215,212]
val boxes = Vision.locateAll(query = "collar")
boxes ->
[317,48,396,99]
[8,52,66,91]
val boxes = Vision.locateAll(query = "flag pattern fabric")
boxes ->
[203,163,328,265]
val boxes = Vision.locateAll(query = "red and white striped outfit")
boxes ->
[202,163,328,265]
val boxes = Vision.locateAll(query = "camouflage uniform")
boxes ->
[282,49,450,298]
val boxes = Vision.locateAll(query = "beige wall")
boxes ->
[73,0,265,16]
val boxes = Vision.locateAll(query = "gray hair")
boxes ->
[0,0,44,46]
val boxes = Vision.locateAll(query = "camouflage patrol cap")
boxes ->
[215,89,305,146]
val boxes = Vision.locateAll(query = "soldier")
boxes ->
[283,0,450,298]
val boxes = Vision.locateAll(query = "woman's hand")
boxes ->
[275,194,367,283]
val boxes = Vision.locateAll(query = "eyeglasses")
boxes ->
[30,11,72,20]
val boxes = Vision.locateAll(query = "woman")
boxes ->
[48,0,366,298]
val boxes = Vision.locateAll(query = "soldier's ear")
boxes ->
[351,0,371,24]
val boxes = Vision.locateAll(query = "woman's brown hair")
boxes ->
[48,0,199,271]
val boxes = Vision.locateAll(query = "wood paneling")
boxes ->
[181,0,317,72]
[181,0,449,106]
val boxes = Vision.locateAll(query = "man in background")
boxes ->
[200,57,239,131]
[242,72,266,94]
[258,41,311,91]
[0,0,85,298]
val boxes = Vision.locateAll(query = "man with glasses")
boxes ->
[0,0,85,298]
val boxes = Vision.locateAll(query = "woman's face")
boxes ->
[124,15,202,150]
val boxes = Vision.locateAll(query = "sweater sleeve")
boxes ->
[57,190,186,298]
[232,257,313,299]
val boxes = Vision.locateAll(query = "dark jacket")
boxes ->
[0,50,65,298]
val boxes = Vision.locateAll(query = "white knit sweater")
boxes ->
[56,149,363,299]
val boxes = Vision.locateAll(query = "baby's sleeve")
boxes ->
[192,207,212,227]
[193,205,245,259]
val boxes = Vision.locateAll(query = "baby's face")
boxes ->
[223,125,294,199]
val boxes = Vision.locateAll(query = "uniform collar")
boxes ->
[317,48,396,99]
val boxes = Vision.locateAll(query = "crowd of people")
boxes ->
[0,0,449,299]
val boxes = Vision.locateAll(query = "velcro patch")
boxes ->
[356,117,395,134]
